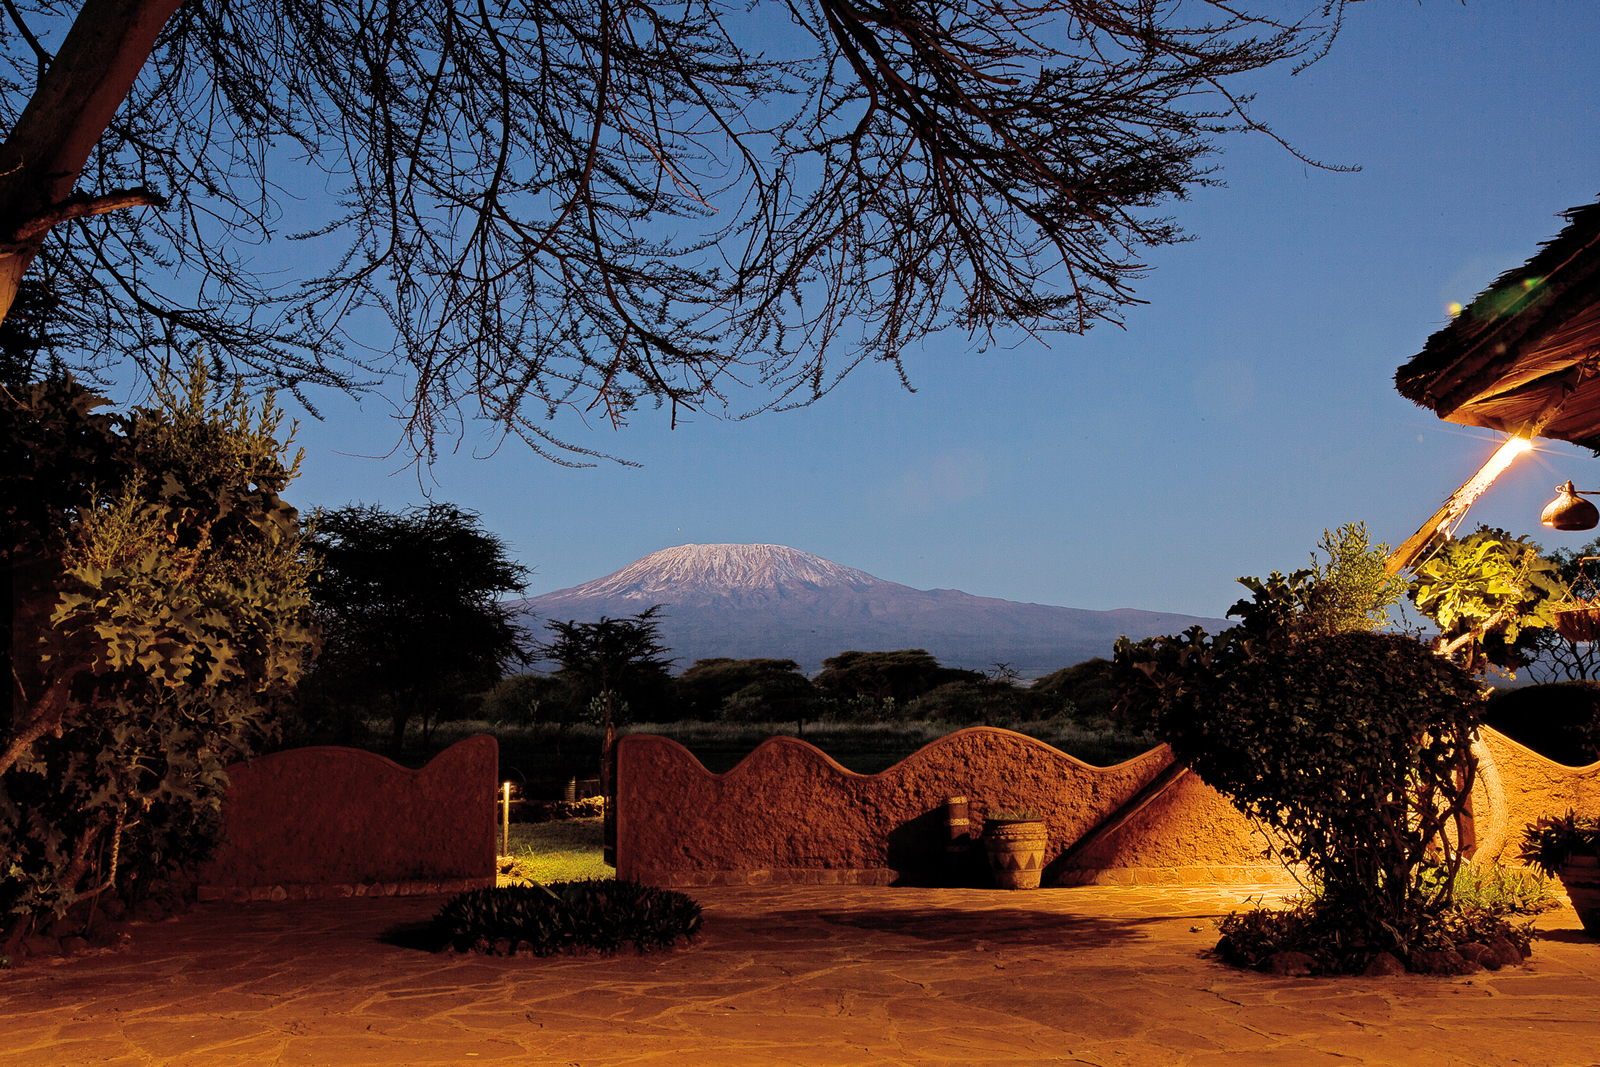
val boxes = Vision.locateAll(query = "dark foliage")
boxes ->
[1519,810,1600,877]
[1214,895,1535,975]
[911,679,1034,724]
[677,658,804,715]
[0,279,64,390]
[815,649,983,707]
[2,1,1352,462]
[3,370,316,947]
[536,607,676,725]
[481,673,582,730]
[1116,610,1484,952]
[1485,683,1600,767]
[304,503,530,754]
[431,880,702,955]
[1032,657,1119,725]
[675,657,824,730]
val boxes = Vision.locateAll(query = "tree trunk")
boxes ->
[390,707,410,758]
[0,0,184,326]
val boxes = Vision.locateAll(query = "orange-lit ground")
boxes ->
[2,883,1597,1066]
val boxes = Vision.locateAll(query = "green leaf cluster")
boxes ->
[1518,810,1600,878]
[1224,523,1402,643]
[1409,527,1566,676]
[1115,623,1485,955]
[3,369,317,944]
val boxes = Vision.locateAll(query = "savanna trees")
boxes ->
[1,1,1350,461]
[305,503,532,755]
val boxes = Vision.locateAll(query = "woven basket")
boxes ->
[1553,605,1600,643]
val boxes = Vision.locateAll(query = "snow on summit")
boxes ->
[541,543,880,602]
[516,543,1229,676]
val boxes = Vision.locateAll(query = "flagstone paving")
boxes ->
[2,883,1597,1065]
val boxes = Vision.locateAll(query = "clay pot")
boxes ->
[982,819,1049,890]
[1558,855,1600,936]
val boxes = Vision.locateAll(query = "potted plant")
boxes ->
[1519,810,1600,936]
[981,809,1049,890]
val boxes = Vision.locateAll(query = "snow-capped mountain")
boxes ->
[512,543,1228,678]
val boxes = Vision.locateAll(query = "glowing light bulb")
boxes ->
[1447,302,1463,317]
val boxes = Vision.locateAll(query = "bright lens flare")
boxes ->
[1466,436,1534,495]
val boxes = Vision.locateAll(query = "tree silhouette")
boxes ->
[307,503,531,755]
[1,1,1350,460]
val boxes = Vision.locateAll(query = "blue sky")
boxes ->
[273,1,1600,620]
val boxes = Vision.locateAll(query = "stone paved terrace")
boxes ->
[2,883,1598,1066]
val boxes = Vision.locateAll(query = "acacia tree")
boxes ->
[306,503,532,755]
[536,606,675,729]
[0,1,1349,460]
[535,606,673,864]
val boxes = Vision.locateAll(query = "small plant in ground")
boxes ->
[432,880,702,956]
[1451,864,1559,915]
[986,809,1040,822]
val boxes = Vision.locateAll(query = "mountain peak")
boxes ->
[540,543,880,604]
[517,542,1229,676]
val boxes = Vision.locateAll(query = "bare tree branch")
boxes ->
[0,0,1354,461]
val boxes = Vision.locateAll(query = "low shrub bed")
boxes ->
[1214,896,1537,976]
[1214,867,1554,976]
[432,880,702,956]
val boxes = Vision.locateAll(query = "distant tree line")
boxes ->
[478,645,1130,737]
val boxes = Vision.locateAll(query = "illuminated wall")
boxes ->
[196,735,498,901]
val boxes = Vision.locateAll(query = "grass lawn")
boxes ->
[499,817,612,884]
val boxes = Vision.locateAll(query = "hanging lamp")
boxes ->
[1541,481,1600,531]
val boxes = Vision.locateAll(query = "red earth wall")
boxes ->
[616,727,1280,887]
[197,735,497,898]
[616,726,1600,888]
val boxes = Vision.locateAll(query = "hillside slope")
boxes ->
[511,543,1228,678]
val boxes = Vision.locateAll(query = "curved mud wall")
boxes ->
[616,727,1279,887]
[197,735,498,898]
[616,726,1600,888]
[1470,729,1600,866]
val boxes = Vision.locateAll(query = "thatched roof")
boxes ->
[1394,197,1600,450]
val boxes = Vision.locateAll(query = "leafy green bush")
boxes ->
[1451,863,1559,915]
[1410,526,1564,677]
[814,649,983,706]
[1118,622,1484,958]
[1519,810,1600,876]
[908,679,1031,724]
[3,371,317,952]
[432,880,702,955]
